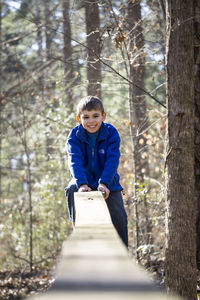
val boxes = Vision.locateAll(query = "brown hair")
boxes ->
[77,96,104,116]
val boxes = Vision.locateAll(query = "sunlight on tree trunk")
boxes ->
[62,0,74,108]
[0,0,2,201]
[85,0,101,98]
[127,0,151,259]
[165,1,196,299]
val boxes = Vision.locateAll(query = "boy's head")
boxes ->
[76,96,104,117]
[76,96,106,133]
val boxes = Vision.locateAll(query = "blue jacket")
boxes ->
[67,122,122,191]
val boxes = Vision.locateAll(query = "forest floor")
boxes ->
[140,257,165,291]
[0,268,54,299]
[0,259,165,299]
[2,257,200,299]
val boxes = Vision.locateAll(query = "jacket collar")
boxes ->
[76,123,109,143]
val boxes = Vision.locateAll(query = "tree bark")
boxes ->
[127,0,149,183]
[85,0,101,98]
[159,0,166,20]
[194,0,200,269]
[127,0,151,255]
[35,0,43,91]
[44,0,52,61]
[62,0,74,108]
[165,1,196,299]
[0,0,2,200]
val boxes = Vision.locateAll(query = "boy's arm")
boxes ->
[67,133,88,188]
[99,128,120,188]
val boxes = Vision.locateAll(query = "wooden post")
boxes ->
[29,192,182,300]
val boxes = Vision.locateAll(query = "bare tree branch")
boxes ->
[61,31,167,108]
[7,10,166,109]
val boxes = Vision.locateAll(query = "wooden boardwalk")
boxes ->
[30,191,181,300]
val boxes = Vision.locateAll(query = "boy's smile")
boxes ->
[77,110,106,133]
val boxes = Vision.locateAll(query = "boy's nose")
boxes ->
[88,119,95,123]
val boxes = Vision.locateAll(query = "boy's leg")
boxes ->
[105,191,128,247]
[65,183,78,223]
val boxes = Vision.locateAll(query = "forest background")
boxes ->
[0,0,199,299]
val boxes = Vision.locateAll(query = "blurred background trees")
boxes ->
[0,0,166,277]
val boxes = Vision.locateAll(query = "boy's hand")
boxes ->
[98,183,110,199]
[78,184,92,192]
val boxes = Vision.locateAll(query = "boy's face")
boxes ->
[76,109,106,133]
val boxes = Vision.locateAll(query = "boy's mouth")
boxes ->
[87,124,99,132]
[87,124,97,129]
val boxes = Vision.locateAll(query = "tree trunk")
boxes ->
[165,1,196,299]
[62,0,74,108]
[44,0,52,61]
[44,0,54,155]
[159,0,166,20]
[194,0,200,269]
[25,138,33,273]
[85,0,101,98]
[35,0,43,91]
[127,0,151,255]
[21,96,33,272]
[0,0,2,200]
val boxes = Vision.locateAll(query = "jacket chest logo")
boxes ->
[98,149,105,154]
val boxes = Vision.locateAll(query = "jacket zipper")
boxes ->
[91,148,95,170]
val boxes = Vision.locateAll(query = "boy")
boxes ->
[65,96,128,247]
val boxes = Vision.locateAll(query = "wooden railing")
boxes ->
[30,191,181,300]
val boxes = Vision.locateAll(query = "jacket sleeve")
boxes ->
[99,127,120,188]
[67,130,88,188]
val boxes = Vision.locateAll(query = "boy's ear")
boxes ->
[103,112,106,121]
[76,115,81,123]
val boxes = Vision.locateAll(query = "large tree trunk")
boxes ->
[0,0,2,200]
[127,0,151,255]
[194,0,200,270]
[165,1,196,299]
[62,0,74,108]
[85,0,101,98]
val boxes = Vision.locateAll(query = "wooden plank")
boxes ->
[32,291,181,300]
[52,226,154,292]
[74,191,111,226]
[29,191,182,300]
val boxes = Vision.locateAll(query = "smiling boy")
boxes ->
[65,96,128,247]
